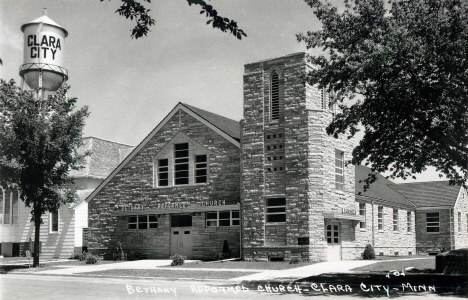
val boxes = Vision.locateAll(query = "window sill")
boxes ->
[359,228,367,232]
[266,222,286,226]
[154,183,209,189]
[49,232,59,235]
[334,190,346,195]
[426,232,440,234]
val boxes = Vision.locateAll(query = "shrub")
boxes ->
[289,257,301,264]
[171,254,185,266]
[85,253,98,264]
[363,244,375,260]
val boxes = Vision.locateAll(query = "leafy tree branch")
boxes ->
[298,0,468,187]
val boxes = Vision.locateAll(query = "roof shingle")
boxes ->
[181,103,241,141]
[355,165,415,208]
[390,181,461,207]
[70,137,134,179]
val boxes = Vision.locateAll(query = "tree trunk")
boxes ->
[33,202,41,267]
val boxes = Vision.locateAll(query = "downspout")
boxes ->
[239,202,243,259]
[449,208,454,250]
[371,201,375,247]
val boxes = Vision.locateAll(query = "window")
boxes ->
[321,88,328,110]
[195,155,207,183]
[335,150,344,191]
[458,212,461,232]
[171,214,192,227]
[266,198,286,223]
[50,210,59,233]
[0,190,3,224]
[393,209,398,231]
[271,71,280,120]
[378,206,383,230]
[426,212,440,233]
[359,203,366,229]
[407,211,411,232]
[174,143,189,185]
[4,191,11,225]
[128,214,158,230]
[206,210,239,227]
[158,159,169,186]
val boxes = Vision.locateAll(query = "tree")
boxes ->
[297,0,468,187]
[105,0,247,39]
[0,80,89,266]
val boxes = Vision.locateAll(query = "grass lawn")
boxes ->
[352,257,436,273]
[82,269,257,280]
[1,259,118,274]
[170,260,314,270]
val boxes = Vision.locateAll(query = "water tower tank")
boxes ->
[19,12,68,92]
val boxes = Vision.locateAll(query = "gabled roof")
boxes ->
[181,103,240,141]
[355,165,416,209]
[70,137,134,180]
[390,181,461,208]
[85,103,240,204]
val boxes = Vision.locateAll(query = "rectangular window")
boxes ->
[335,150,344,191]
[266,198,286,223]
[458,212,461,232]
[128,214,158,230]
[407,211,411,232]
[138,215,148,229]
[426,212,440,233]
[158,159,169,186]
[4,191,11,224]
[195,155,207,184]
[0,190,3,224]
[128,215,137,229]
[378,206,383,230]
[393,209,398,231]
[321,88,328,110]
[50,210,59,232]
[12,189,18,224]
[205,210,239,227]
[174,143,189,185]
[359,203,366,229]
[171,214,192,227]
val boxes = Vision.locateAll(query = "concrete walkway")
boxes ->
[230,260,379,282]
[36,259,195,275]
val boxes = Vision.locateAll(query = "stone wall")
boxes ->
[347,203,416,259]
[454,188,468,249]
[87,109,241,259]
[415,209,451,253]
[241,53,358,262]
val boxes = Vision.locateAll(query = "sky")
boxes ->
[0,0,445,182]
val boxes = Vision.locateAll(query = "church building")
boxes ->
[85,53,448,261]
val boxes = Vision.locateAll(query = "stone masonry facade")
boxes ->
[241,53,358,262]
[87,110,241,260]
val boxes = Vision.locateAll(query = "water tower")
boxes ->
[19,9,68,98]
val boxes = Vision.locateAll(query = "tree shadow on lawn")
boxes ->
[0,265,30,274]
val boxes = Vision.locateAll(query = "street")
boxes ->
[0,274,306,300]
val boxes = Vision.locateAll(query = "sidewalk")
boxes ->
[230,260,379,282]
[35,259,195,275]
